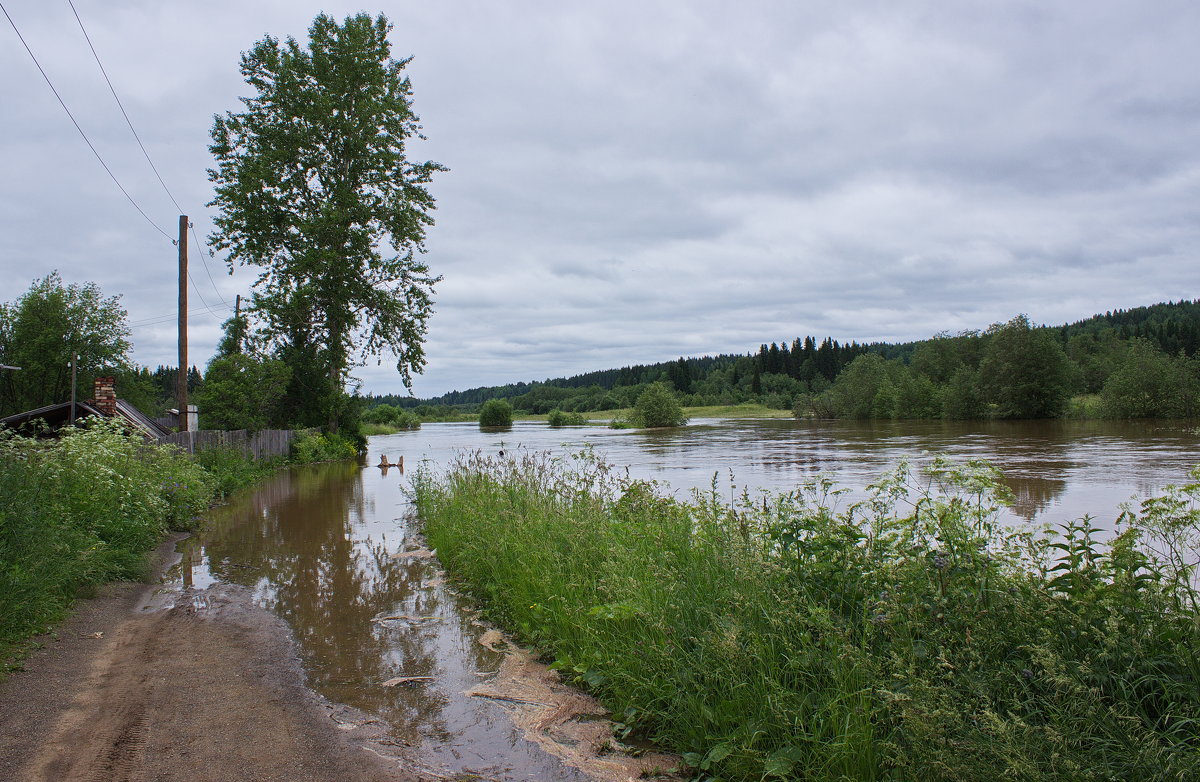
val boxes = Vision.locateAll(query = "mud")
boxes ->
[463,632,680,781]
[1,457,683,782]
[0,576,406,782]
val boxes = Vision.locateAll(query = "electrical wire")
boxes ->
[128,300,233,329]
[0,0,174,243]
[66,0,231,306]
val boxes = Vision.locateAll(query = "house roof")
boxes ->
[0,400,170,441]
[114,399,172,439]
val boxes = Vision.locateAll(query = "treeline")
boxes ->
[367,300,1200,420]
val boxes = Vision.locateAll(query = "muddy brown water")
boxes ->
[166,418,1200,779]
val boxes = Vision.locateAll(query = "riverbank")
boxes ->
[0,535,409,781]
[413,451,1200,782]
[363,403,793,435]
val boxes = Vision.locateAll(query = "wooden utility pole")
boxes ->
[233,293,242,353]
[177,215,189,432]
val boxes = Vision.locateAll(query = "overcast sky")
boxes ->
[2,1,1198,398]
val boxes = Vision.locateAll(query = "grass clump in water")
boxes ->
[413,451,1200,781]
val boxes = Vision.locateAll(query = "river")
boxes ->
[167,417,1199,779]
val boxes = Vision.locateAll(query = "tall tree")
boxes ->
[0,273,131,417]
[208,13,445,429]
[978,315,1073,418]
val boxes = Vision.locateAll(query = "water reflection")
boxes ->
[168,462,588,779]
[166,418,1200,778]
[382,418,1199,529]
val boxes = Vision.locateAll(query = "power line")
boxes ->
[66,0,180,212]
[0,1,174,243]
[190,222,228,303]
[66,0,230,306]
[128,299,234,329]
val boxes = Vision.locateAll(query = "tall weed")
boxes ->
[0,420,212,659]
[413,451,1200,781]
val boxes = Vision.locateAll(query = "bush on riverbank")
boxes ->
[413,452,1200,782]
[479,398,513,427]
[547,409,587,427]
[632,382,687,428]
[0,420,213,661]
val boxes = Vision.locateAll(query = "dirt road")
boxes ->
[0,557,408,782]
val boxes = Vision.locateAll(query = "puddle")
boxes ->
[162,458,678,781]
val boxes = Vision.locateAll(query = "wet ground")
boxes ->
[0,542,406,782]
[165,458,676,781]
[6,418,1195,780]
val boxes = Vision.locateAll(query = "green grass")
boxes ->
[0,421,214,667]
[413,453,1200,781]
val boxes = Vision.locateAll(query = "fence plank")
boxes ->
[158,429,296,460]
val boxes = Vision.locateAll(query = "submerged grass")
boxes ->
[413,450,1200,781]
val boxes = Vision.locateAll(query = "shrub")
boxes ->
[479,398,513,427]
[632,382,686,428]
[362,406,421,431]
[193,445,278,498]
[289,430,360,463]
[547,409,586,427]
[395,410,421,429]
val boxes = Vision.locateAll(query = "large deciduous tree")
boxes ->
[207,13,444,429]
[978,315,1074,418]
[0,273,131,417]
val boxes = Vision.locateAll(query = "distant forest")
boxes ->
[368,300,1200,420]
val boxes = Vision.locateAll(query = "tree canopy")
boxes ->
[633,382,687,428]
[208,12,444,428]
[978,315,1073,418]
[0,273,131,417]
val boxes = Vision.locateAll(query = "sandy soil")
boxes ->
[0,542,408,782]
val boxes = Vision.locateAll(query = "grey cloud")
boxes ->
[4,0,1199,398]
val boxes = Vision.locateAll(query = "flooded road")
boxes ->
[169,459,671,781]
[167,417,1200,779]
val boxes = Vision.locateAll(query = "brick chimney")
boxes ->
[92,376,117,417]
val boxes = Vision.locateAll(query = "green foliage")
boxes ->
[362,403,421,429]
[478,398,513,428]
[547,409,587,427]
[632,382,686,427]
[1101,339,1200,418]
[374,301,1200,422]
[978,314,1074,418]
[414,454,1200,782]
[194,354,291,431]
[289,430,361,463]
[191,446,279,498]
[0,272,131,417]
[941,366,986,419]
[823,352,890,418]
[0,421,213,660]
[208,12,444,428]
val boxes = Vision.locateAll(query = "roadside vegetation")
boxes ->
[0,420,359,671]
[414,452,1200,781]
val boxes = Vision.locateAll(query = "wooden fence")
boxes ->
[159,429,296,460]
